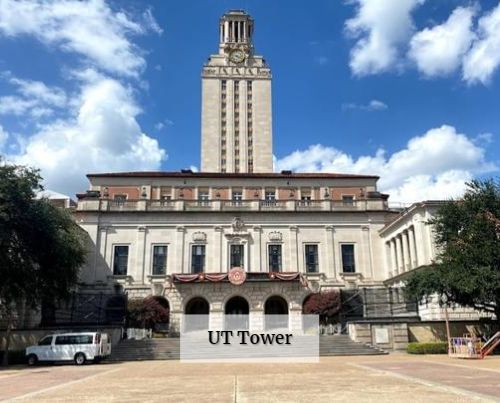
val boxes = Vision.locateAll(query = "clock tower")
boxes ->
[201,10,273,173]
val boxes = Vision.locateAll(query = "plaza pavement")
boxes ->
[0,354,499,402]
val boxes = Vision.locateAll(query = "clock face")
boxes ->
[229,50,246,63]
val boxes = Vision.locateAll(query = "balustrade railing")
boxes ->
[77,198,386,212]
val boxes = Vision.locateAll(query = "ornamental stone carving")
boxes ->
[192,231,207,242]
[268,231,282,242]
[232,217,244,232]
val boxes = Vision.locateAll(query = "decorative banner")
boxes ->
[228,267,247,285]
[171,271,306,285]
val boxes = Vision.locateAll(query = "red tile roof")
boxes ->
[86,171,379,180]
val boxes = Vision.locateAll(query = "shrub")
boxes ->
[303,290,342,324]
[407,342,448,354]
[0,350,27,365]
[127,297,169,329]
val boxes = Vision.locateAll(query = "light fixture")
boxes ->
[254,191,259,197]
[324,190,330,198]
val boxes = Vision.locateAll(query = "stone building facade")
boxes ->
[72,10,488,344]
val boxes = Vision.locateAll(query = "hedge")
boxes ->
[407,342,448,354]
[0,350,27,365]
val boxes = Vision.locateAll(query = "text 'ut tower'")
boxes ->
[201,10,273,173]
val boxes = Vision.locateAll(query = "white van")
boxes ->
[26,332,111,365]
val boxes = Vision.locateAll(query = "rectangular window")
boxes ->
[113,245,129,276]
[191,245,205,273]
[265,191,275,201]
[342,195,355,206]
[305,245,319,273]
[230,244,244,268]
[198,190,209,206]
[341,244,355,273]
[232,191,242,205]
[268,244,282,272]
[152,245,168,275]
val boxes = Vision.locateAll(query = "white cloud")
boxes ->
[0,0,161,77]
[9,76,67,106]
[0,125,8,150]
[463,3,500,84]
[0,1,167,196]
[345,0,424,75]
[342,99,388,111]
[0,96,36,116]
[0,73,67,118]
[8,75,165,196]
[409,6,476,77]
[274,125,496,203]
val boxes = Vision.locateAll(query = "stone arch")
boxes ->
[184,296,209,315]
[225,295,250,330]
[264,295,289,315]
[224,295,250,315]
[184,296,209,332]
[264,295,289,330]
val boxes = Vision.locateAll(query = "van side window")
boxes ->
[55,335,93,345]
[38,336,52,346]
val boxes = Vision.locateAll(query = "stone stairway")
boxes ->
[319,335,387,356]
[108,335,386,362]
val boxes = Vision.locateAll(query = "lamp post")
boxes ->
[441,294,452,355]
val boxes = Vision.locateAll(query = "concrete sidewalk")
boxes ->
[1,354,499,402]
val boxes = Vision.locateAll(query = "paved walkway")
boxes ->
[0,355,499,402]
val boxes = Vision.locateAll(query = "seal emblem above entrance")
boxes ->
[228,267,246,285]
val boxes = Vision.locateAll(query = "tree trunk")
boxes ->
[1,309,13,367]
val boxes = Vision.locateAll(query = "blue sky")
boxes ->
[0,0,499,203]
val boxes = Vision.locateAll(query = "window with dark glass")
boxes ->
[230,244,244,268]
[191,245,205,273]
[268,244,282,272]
[198,190,209,206]
[305,244,319,273]
[341,244,355,273]
[342,195,354,206]
[113,245,129,275]
[152,245,168,275]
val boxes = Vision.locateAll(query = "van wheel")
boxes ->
[74,353,86,365]
[27,354,38,366]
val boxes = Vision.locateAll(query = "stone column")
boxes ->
[224,21,229,42]
[409,231,415,268]
[362,226,374,278]
[175,226,186,273]
[389,240,397,277]
[136,226,147,283]
[289,226,299,271]
[253,226,262,272]
[98,225,109,282]
[395,236,403,275]
[214,226,223,272]
[401,231,410,272]
[324,226,335,279]
[413,216,428,265]
[408,226,417,268]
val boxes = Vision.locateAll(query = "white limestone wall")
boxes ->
[76,211,389,288]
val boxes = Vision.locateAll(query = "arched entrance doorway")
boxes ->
[225,296,249,329]
[184,297,209,331]
[185,297,209,315]
[264,296,288,330]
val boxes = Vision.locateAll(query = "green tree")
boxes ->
[0,161,86,365]
[404,179,500,325]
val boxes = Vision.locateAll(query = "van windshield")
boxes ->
[38,336,52,346]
